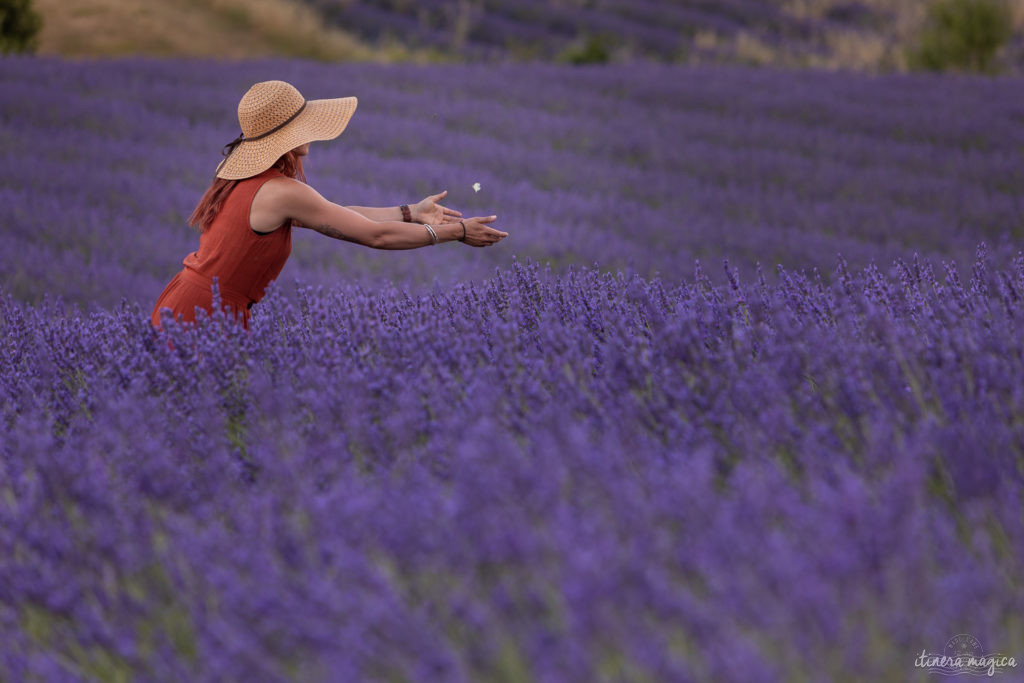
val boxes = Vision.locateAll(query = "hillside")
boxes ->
[31,0,404,61]
[25,0,1024,72]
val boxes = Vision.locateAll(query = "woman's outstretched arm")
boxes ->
[344,206,405,222]
[254,177,506,249]
[346,190,462,225]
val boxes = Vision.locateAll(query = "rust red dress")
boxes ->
[151,167,292,330]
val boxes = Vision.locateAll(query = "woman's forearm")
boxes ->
[345,206,405,222]
[375,220,461,250]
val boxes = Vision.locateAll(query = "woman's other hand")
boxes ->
[456,215,507,247]
[412,190,462,225]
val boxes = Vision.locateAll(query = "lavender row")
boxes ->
[1,254,1023,680]
[301,0,817,62]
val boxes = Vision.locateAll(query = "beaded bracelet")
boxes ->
[400,204,412,222]
[423,223,438,245]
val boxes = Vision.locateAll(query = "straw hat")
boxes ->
[215,80,357,180]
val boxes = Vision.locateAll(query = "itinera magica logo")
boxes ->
[914,634,1018,677]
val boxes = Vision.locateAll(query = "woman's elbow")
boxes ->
[345,221,402,249]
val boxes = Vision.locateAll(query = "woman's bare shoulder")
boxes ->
[251,177,325,232]
[260,176,320,199]
[256,177,329,210]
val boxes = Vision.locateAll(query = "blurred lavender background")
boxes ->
[2,56,1023,309]
[3,1,1024,681]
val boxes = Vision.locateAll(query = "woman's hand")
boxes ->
[412,190,462,225]
[454,215,507,247]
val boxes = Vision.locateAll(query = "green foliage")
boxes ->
[0,0,41,54]
[908,0,1014,74]
[558,33,613,65]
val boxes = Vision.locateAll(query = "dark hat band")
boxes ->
[221,100,308,159]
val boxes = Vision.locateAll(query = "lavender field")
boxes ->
[2,56,1024,681]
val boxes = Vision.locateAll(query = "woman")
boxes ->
[151,79,507,329]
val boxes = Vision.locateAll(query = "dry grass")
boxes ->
[33,0,418,61]
[31,0,1024,69]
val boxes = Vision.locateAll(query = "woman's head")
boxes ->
[190,78,354,231]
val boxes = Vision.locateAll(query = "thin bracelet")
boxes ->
[423,223,438,244]
[400,204,412,222]
[459,220,467,242]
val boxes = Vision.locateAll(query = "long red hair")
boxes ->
[188,151,306,232]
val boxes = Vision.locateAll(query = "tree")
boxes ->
[0,0,41,54]
[908,0,1014,74]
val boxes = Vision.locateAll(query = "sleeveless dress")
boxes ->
[151,167,292,330]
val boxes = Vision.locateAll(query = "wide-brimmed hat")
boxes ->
[215,80,357,180]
